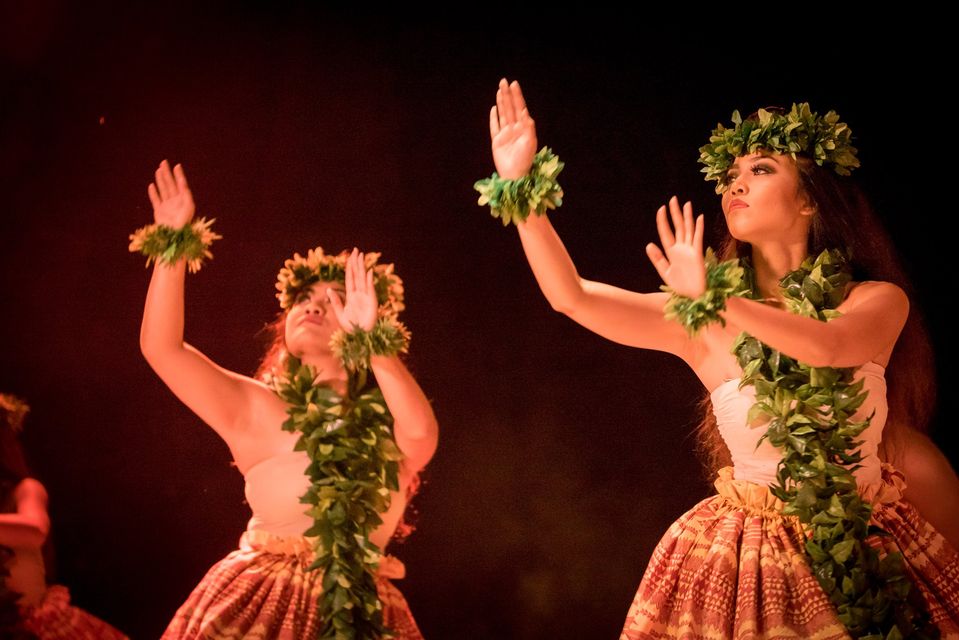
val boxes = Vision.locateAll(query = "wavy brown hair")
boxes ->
[695,157,936,479]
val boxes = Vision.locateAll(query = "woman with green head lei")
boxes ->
[133,161,437,639]
[478,79,959,638]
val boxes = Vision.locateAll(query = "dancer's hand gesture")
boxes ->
[646,196,706,298]
[327,249,378,332]
[147,160,195,228]
[490,78,538,180]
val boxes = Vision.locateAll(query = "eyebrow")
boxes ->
[729,154,780,170]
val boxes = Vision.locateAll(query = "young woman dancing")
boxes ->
[479,78,959,639]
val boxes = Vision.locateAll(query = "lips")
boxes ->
[728,199,748,211]
[299,315,326,327]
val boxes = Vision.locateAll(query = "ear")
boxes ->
[793,157,817,217]
[797,186,817,218]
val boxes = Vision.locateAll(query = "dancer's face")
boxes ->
[284,282,345,358]
[720,152,814,244]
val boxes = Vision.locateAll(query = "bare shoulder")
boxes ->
[842,280,909,312]
[226,375,297,471]
[239,375,290,431]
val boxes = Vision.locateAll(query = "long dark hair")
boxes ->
[695,158,937,478]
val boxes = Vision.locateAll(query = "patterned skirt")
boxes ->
[621,465,959,640]
[21,584,129,639]
[161,530,423,640]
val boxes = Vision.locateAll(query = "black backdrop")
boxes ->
[1,5,955,639]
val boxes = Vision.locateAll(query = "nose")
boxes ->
[728,175,747,195]
[304,296,327,316]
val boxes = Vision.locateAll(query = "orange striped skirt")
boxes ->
[621,466,959,639]
[161,530,423,640]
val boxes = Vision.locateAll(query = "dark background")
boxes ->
[1,5,955,639]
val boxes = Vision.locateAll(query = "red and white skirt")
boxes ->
[161,530,423,640]
[621,465,959,639]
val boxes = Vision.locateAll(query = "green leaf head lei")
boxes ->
[275,247,405,317]
[699,103,860,194]
[274,247,410,373]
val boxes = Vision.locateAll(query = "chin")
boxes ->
[725,222,752,243]
[287,334,329,359]
[724,215,767,244]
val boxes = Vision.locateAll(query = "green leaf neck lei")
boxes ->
[731,249,936,639]
[271,356,404,640]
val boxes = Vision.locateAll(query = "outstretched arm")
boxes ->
[491,79,693,357]
[0,478,49,549]
[139,161,261,442]
[722,283,908,367]
[648,203,908,368]
[327,251,439,473]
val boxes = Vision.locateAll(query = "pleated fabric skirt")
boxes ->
[162,530,423,640]
[621,465,959,639]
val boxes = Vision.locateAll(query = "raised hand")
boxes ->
[645,196,706,298]
[148,160,195,228]
[327,249,378,333]
[489,78,538,180]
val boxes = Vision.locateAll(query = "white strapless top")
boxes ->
[243,450,313,537]
[709,361,888,491]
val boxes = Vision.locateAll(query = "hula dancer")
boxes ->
[135,161,437,639]
[478,79,959,639]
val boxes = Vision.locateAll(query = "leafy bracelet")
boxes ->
[662,249,749,336]
[331,317,411,371]
[128,217,221,273]
[474,147,564,226]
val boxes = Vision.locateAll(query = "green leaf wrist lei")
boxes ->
[474,147,564,226]
[128,217,221,273]
[662,248,750,337]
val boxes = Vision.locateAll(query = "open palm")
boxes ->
[490,78,538,180]
[327,249,378,333]
[148,160,195,228]
[645,197,706,298]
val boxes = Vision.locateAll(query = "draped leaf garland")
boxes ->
[271,357,404,640]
